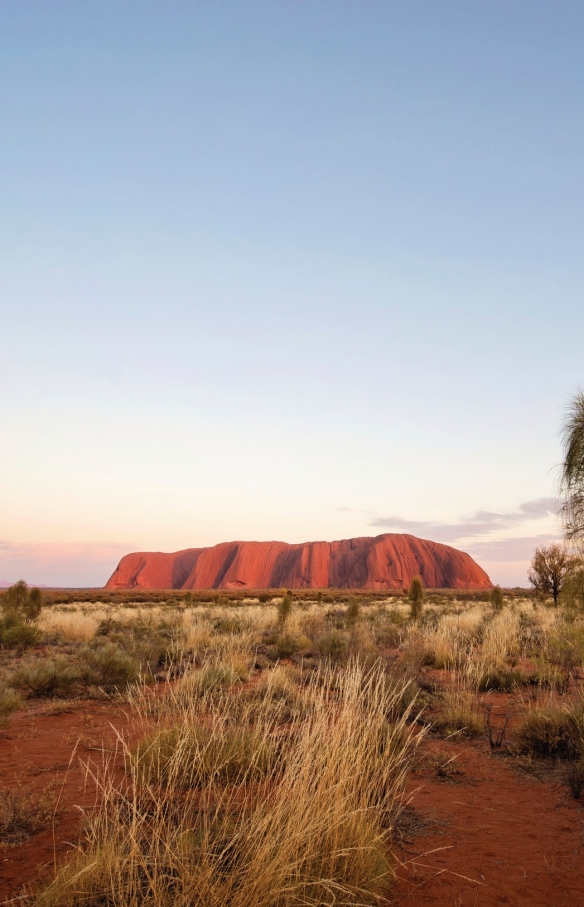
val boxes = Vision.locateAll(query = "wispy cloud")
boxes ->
[462,533,561,562]
[370,497,558,544]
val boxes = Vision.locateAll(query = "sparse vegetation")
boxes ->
[8,658,81,697]
[434,686,482,738]
[515,696,584,759]
[490,584,504,610]
[408,576,424,620]
[0,784,56,845]
[0,685,23,724]
[0,589,582,903]
[36,660,420,907]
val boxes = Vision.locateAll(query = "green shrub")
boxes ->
[408,576,424,620]
[476,666,524,693]
[275,634,303,659]
[9,658,81,697]
[212,617,242,634]
[515,699,584,759]
[81,643,139,690]
[277,591,293,629]
[490,585,505,610]
[0,686,23,724]
[1,623,42,650]
[180,663,241,698]
[2,580,43,623]
[316,629,349,661]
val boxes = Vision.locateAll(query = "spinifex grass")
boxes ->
[37,660,422,907]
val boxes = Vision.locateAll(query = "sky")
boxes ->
[1,1,583,587]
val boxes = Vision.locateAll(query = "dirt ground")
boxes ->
[1,696,583,906]
[0,699,132,902]
[390,698,584,907]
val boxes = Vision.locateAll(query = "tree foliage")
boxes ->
[561,389,584,549]
[2,581,44,624]
[528,544,576,605]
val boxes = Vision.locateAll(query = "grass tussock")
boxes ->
[135,722,278,786]
[0,685,23,724]
[37,661,421,907]
[515,694,584,759]
[8,658,81,697]
[0,784,56,845]
[434,687,482,738]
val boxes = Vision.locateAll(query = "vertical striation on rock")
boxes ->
[105,534,492,590]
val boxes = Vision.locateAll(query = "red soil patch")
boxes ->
[1,694,583,905]
[390,705,584,906]
[0,699,134,902]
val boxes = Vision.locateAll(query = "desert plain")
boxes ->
[0,586,583,906]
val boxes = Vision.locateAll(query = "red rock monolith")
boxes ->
[105,534,491,590]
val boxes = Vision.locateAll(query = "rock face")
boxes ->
[105,534,491,590]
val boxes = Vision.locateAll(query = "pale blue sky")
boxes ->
[1,2,583,586]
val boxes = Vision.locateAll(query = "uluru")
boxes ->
[105,533,491,590]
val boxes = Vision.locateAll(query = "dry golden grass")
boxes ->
[5,589,584,904]
[37,660,422,907]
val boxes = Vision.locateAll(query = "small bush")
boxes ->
[530,659,570,693]
[2,580,44,623]
[277,591,293,629]
[213,617,242,634]
[9,658,81,697]
[275,634,303,659]
[515,699,584,759]
[0,784,56,844]
[476,666,523,693]
[434,689,482,738]
[178,662,241,699]
[0,686,23,724]
[316,629,349,661]
[8,658,81,696]
[81,643,139,690]
[1,623,42,650]
[345,598,361,628]
[408,576,424,620]
[490,585,505,610]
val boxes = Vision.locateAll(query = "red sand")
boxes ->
[1,696,583,905]
[0,700,132,901]
[391,733,584,905]
[105,533,492,591]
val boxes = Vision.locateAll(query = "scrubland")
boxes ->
[1,589,584,905]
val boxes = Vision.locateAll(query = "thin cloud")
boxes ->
[370,497,558,543]
[462,533,561,563]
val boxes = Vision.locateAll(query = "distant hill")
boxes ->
[105,533,492,591]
